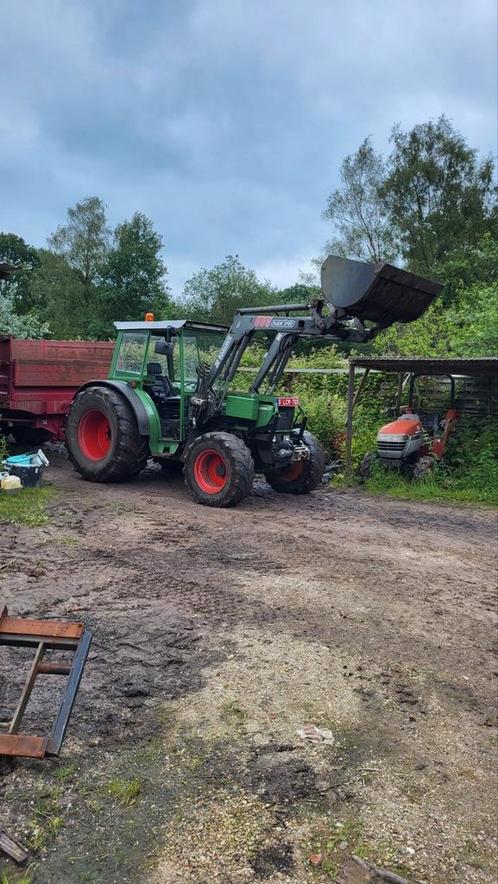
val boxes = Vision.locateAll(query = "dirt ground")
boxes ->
[0,455,497,884]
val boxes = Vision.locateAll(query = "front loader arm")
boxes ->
[191,255,441,418]
[205,303,374,393]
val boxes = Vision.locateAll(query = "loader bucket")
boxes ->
[320,255,442,326]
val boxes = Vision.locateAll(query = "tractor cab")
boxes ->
[110,320,228,447]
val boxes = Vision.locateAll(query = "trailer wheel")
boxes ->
[66,386,149,482]
[265,431,326,495]
[185,432,254,507]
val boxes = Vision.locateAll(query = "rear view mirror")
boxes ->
[154,340,174,357]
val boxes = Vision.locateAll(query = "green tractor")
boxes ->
[65,256,441,507]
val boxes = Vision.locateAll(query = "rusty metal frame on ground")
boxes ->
[0,605,91,758]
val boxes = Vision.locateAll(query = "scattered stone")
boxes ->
[298,723,335,744]
[309,852,323,866]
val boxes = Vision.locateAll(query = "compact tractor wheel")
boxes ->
[66,386,149,482]
[412,455,435,480]
[185,432,254,507]
[359,451,377,480]
[265,430,326,495]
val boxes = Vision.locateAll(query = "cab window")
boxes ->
[182,332,226,384]
[146,336,173,379]
[116,332,148,374]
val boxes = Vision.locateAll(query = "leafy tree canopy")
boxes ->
[381,115,497,276]
[48,196,110,289]
[29,250,87,339]
[180,255,275,326]
[0,285,49,338]
[0,232,40,313]
[323,137,398,263]
[98,212,173,336]
[323,117,497,292]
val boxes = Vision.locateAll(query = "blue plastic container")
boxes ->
[5,454,32,466]
[4,450,48,488]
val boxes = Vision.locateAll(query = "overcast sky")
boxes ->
[1,0,496,294]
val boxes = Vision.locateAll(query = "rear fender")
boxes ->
[73,380,153,439]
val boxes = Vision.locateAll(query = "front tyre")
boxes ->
[264,430,326,494]
[412,455,436,480]
[185,432,254,507]
[66,386,149,482]
[359,451,377,480]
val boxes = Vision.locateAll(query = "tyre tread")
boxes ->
[185,431,254,507]
[66,386,149,483]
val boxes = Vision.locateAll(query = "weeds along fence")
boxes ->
[234,366,498,467]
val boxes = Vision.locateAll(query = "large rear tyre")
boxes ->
[66,386,149,482]
[264,431,326,494]
[185,432,254,507]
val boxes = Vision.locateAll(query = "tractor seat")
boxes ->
[417,410,439,434]
[146,362,173,399]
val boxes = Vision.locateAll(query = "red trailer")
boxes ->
[0,336,114,443]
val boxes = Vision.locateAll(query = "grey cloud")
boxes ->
[0,0,495,294]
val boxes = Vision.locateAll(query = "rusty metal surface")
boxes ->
[0,734,48,758]
[350,356,498,377]
[0,607,91,759]
[321,255,442,325]
[0,616,83,639]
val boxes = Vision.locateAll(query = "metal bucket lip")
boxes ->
[321,255,443,325]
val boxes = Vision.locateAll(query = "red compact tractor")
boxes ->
[363,374,458,478]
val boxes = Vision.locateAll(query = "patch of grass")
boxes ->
[54,763,78,782]
[0,486,56,526]
[221,699,248,724]
[305,816,410,880]
[86,797,104,814]
[58,534,80,547]
[364,464,498,506]
[25,789,65,852]
[0,863,38,884]
[107,777,143,806]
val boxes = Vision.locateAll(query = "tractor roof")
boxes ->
[114,320,228,334]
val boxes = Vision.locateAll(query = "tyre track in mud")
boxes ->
[0,458,497,883]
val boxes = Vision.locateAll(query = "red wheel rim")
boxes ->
[193,449,227,494]
[77,410,112,461]
[281,461,305,481]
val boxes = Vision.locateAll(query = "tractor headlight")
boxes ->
[378,433,410,443]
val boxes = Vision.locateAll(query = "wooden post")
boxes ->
[395,371,404,414]
[345,361,355,477]
[353,368,370,409]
